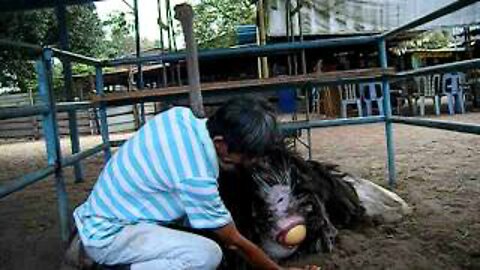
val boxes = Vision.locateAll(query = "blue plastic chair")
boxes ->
[358,82,384,116]
[442,72,466,114]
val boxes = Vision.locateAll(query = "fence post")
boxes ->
[133,0,146,127]
[28,87,40,140]
[37,48,70,242]
[95,66,112,162]
[378,39,396,188]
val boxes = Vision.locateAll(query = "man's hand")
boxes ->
[214,222,320,270]
[214,222,281,269]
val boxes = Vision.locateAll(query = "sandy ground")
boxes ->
[0,114,479,270]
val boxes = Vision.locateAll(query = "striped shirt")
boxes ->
[73,107,232,247]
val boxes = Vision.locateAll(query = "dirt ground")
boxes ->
[0,113,479,270]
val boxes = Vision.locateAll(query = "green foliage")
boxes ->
[52,62,65,95]
[0,4,104,93]
[0,10,52,91]
[101,11,136,58]
[66,5,105,57]
[405,30,452,50]
[193,0,256,49]
[72,63,95,75]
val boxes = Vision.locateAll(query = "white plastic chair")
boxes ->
[414,74,442,116]
[339,84,362,118]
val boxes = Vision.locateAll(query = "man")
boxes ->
[73,97,317,270]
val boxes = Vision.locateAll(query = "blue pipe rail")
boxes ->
[62,143,108,168]
[110,139,126,148]
[0,144,108,200]
[378,39,397,188]
[10,114,476,201]
[0,39,100,65]
[51,47,102,66]
[394,58,480,79]
[281,116,385,131]
[391,117,480,135]
[110,116,386,149]
[37,48,70,242]
[103,35,379,66]
[95,66,112,162]
[0,166,56,199]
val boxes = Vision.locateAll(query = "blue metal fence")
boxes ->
[0,46,112,242]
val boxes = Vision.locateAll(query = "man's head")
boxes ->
[207,96,279,170]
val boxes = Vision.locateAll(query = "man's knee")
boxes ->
[192,238,223,269]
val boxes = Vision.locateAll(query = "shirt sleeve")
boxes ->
[178,177,232,229]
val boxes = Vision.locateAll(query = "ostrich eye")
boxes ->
[277,197,284,204]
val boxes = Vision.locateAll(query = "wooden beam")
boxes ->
[92,68,394,105]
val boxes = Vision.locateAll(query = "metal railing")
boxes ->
[0,45,112,241]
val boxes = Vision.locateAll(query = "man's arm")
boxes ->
[214,222,281,270]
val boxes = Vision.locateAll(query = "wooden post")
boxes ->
[28,87,40,140]
[174,3,205,117]
[128,67,140,130]
[258,0,269,78]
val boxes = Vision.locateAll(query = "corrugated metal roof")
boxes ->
[267,0,480,36]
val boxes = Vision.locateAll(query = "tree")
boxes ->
[0,4,105,93]
[193,0,256,49]
[66,5,106,57]
[101,11,136,58]
[0,10,54,92]
[400,30,453,51]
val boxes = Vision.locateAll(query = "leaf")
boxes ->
[193,0,256,49]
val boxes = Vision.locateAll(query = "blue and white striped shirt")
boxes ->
[73,107,232,247]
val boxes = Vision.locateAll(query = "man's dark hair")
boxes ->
[207,96,279,157]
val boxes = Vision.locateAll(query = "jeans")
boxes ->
[83,223,223,270]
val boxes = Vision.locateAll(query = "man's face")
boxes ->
[213,137,257,171]
[219,152,258,171]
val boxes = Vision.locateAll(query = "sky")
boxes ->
[95,0,193,41]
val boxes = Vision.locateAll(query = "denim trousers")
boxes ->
[83,223,223,270]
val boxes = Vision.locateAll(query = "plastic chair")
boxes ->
[358,82,384,116]
[311,86,321,114]
[339,84,362,118]
[442,72,466,114]
[278,87,297,114]
[414,74,442,116]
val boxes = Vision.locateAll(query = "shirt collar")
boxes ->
[198,118,219,178]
